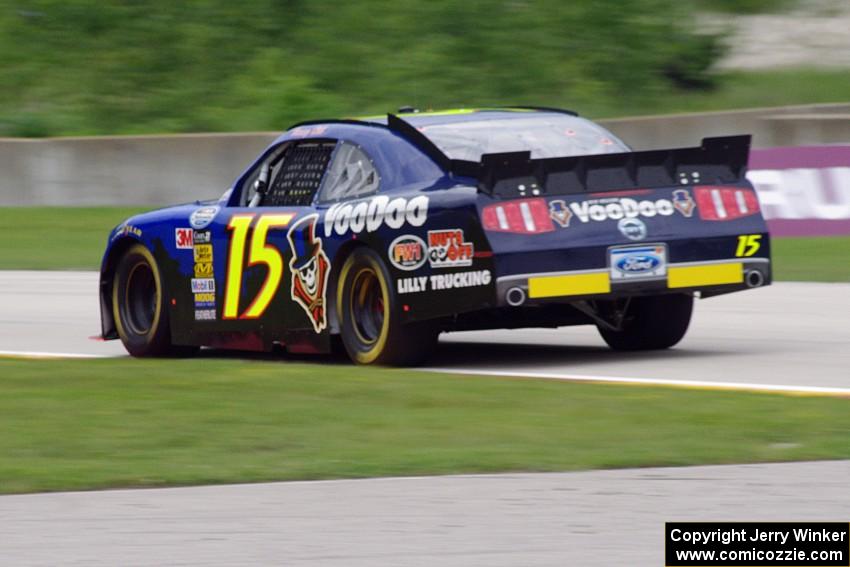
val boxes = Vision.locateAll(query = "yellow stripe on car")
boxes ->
[528,272,611,298]
[667,263,744,289]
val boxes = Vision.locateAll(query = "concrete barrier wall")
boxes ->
[603,102,850,149]
[1,103,848,206]
[0,133,277,206]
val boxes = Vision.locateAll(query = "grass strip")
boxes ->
[0,358,848,494]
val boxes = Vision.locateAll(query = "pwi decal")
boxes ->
[388,235,427,271]
[427,229,474,268]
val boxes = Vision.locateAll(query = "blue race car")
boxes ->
[100,107,771,365]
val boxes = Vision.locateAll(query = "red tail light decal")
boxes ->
[694,187,760,221]
[482,198,555,234]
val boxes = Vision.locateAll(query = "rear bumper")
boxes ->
[495,257,770,306]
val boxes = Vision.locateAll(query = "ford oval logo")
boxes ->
[615,255,661,274]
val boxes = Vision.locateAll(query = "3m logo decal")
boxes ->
[175,228,194,249]
[223,213,296,320]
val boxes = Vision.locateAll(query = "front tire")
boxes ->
[597,293,693,351]
[112,244,191,357]
[336,248,437,366]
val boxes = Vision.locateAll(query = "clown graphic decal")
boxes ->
[287,214,330,333]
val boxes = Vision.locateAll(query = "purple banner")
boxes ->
[747,145,850,237]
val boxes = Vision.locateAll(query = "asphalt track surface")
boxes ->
[1,271,849,565]
[1,271,848,393]
[1,461,848,566]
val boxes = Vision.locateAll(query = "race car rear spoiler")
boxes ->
[387,113,751,200]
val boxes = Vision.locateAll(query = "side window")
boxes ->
[263,141,336,207]
[242,141,336,207]
[317,142,380,203]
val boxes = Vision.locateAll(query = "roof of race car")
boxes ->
[355,106,578,125]
[266,107,600,188]
[277,107,585,159]
[286,107,577,132]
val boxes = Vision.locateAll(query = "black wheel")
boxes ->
[112,244,193,357]
[336,247,438,366]
[597,293,693,351]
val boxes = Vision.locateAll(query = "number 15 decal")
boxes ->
[735,234,762,257]
[224,213,295,319]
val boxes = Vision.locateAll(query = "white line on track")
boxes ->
[1,349,847,397]
[422,367,850,397]
[0,350,113,360]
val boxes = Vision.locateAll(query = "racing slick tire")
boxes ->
[597,293,693,351]
[337,247,438,366]
[112,244,195,357]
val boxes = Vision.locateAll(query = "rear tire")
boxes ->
[597,293,693,351]
[336,248,438,366]
[112,244,194,357]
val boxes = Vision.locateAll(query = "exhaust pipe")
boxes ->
[745,269,764,288]
[506,286,527,307]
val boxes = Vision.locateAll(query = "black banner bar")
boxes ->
[666,522,849,566]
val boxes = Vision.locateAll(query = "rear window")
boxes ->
[419,115,629,161]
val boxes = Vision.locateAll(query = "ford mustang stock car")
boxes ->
[100,107,771,365]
